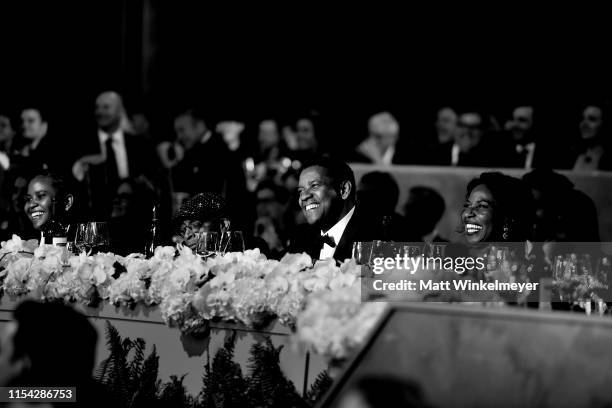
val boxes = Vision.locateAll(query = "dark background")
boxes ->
[2,1,611,155]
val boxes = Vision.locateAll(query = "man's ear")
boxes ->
[64,194,74,212]
[339,180,352,200]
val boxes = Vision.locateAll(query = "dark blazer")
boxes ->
[287,204,383,262]
[78,130,160,220]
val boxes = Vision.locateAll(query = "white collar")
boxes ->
[98,128,124,144]
[515,141,535,153]
[451,143,460,165]
[381,144,395,165]
[30,134,46,150]
[321,205,356,244]
[200,131,213,145]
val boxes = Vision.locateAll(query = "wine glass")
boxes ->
[88,222,110,253]
[74,222,111,254]
[197,231,219,259]
[352,241,365,264]
[74,223,90,254]
[219,231,245,254]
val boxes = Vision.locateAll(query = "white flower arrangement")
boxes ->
[295,282,388,361]
[0,235,388,362]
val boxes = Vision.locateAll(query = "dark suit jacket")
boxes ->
[287,205,383,262]
[78,130,160,220]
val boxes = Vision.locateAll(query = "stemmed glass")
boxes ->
[197,231,219,259]
[74,222,111,254]
[218,231,245,254]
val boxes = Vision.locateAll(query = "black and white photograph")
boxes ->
[1,3,611,407]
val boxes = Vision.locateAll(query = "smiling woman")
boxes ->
[461,172,534,245]
[23,173,74,233]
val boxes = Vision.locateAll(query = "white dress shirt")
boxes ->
[451,143,460,166]
[516,142,536,169]
[98,129,129,179]
[381,144,395,165]
[320,205,356,260]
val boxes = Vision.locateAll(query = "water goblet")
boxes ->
[197,231,219,259]
[219,231,245,254]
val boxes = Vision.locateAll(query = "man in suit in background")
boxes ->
[72,91,157,219]
[289,156,381,262]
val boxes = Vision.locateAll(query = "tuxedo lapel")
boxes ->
[334,209,360,262]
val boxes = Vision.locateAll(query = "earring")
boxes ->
[502,223,510,241]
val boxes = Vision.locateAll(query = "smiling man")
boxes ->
[289,156,381,261]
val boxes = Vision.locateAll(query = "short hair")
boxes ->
[11,300,98,386]
[21,106,47,123]
[300,156,356,199]
[368,111,399,136]
[175,108,207,126]
[466,172,534,241]
[29,172,73,202]
[255,179,290,204]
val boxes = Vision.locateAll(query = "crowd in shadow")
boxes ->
[0,93,606,257]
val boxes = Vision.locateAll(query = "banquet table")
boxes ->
[0,295,328,397]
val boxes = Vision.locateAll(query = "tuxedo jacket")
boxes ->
[287,205,383,262]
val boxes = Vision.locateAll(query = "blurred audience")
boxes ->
[291,114,324,164]
[522,168,600,242]
[503,105,541,169]
[158,108,249,231]
[0,174,33,241]
[403,186,447,242]
[253,180,291,258]
[109,177,157,255]
[571,104,612,171]
[0,113,15,171]
[357,171,409,241]
[1,92,611,253]
[353,111,404,165]
[13,105,65,177]
[72,91,158,220]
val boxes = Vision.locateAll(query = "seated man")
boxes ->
[353,112,402,165]
[288,156,382,262]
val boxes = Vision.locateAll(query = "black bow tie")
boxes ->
[319,234,336,249]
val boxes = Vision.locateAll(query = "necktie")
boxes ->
[105,137,119,186]
[319,234,336,250]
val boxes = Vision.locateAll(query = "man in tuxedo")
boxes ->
[72,91,157,219]
[289,156,381,262]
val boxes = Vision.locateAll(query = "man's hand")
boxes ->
[157,141,184,169]
[72,154,105,181]
[356,137,385,164]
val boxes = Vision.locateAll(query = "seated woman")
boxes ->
[172,192,230,250]
[23,172,74,239]
[173,191,270,257]
[461,172,534,248]
[460,172,536,303]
